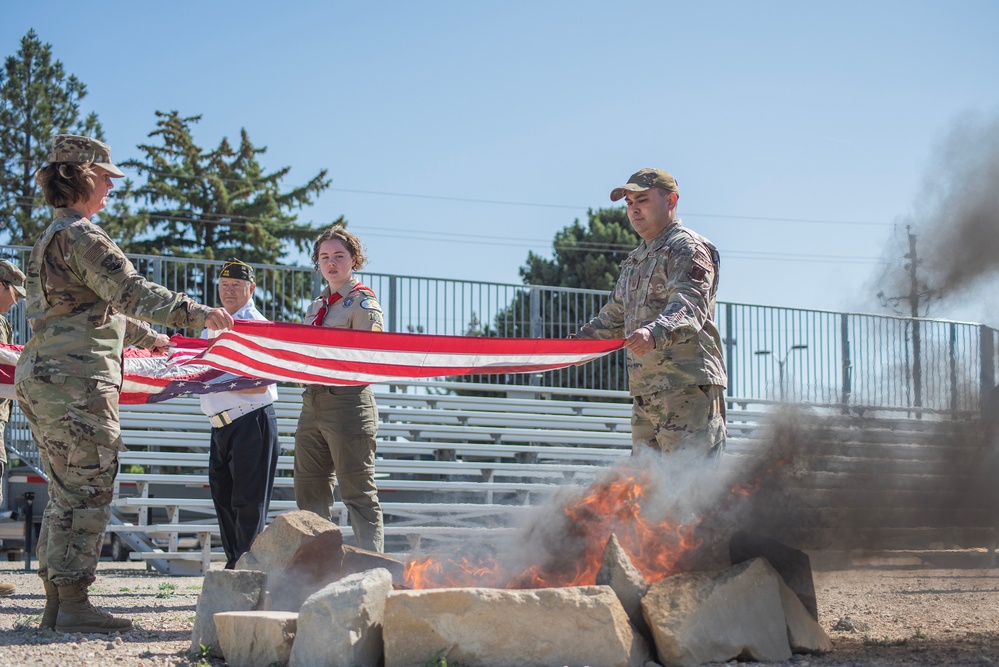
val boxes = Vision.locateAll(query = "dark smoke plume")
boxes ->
[876,111,999,315]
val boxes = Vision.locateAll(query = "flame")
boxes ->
[403,467,704,589]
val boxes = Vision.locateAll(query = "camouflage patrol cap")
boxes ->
[219,258,254,283]
[47,134,125,177]
[0,259,26,297]
[610,168,679,202]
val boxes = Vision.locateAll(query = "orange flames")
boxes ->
[403,467,703,589]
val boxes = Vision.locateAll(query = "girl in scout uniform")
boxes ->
[293,225,385,552]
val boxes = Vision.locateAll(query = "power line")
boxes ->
[1,202,886,265]
[8,176,893,227]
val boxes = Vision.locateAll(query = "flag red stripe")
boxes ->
[228,320,622,355]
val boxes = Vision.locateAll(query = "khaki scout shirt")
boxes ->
[303,276,383,331]
[15,208,213,386]
[577,219,727,396]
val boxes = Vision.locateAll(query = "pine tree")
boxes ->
[115,110,329,261]
[107,110,332,319]
[519,207,637,291]
[460,207,637,393]
[0,29,103,245]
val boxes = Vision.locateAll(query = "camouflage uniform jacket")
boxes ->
[15,208,213,386]
[577,219,727,396]
[304,277,384,331]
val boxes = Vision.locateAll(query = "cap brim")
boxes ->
[610,183,650,202]
[13,285,26,298]
[102,164,126,178]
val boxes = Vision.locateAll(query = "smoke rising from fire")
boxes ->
[401,403,999,589]
[872,110,999,320]
[403,449,747,589]
[726,405,999,554]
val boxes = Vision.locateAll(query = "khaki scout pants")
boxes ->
[293,384,384,552]
[631,384,727,457]
[15,376,123,587]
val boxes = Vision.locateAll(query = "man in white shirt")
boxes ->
[200,259,280,568]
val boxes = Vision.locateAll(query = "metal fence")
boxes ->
[3,244,997,420]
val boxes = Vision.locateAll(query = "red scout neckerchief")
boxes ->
[310,283,370,326]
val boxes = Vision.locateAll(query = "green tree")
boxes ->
[459,207,637,393]
[518,206,638,292]
[0,29,102,245]
[106,110,332,319]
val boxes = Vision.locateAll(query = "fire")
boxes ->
[403,467,704,590]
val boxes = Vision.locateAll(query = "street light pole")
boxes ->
[755,344,808,402]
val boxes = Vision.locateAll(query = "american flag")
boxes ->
[1,321,622,404]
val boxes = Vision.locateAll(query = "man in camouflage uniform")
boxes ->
[14,135,234,633]
[0,259,26,597]
[576,168,727,457]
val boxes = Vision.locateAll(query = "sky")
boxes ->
[4,1,999,323]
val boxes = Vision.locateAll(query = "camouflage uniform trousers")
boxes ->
[293,384,384,552]
[14,376,123,587]
[631,384,727,457]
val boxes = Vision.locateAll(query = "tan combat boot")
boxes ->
[0,581,14,596]
[40,578,59,629]
[55,581,132,634]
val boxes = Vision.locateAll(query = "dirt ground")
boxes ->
[1,554,998,667]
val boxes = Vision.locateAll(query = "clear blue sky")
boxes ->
[4,2,998,321]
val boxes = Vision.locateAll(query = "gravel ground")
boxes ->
[1,555,998,667]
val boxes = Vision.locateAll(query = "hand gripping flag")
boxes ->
[1,321,623,404]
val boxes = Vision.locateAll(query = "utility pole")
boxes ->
[877,225,931,414]
[906,227,922,411]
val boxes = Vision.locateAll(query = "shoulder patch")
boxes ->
[101,254,125,274]
[83,240,112,264]
[360,298,382,312]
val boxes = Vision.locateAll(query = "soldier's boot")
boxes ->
[0,582,15,596]
[55,582,132,634]
[40,578,60,629]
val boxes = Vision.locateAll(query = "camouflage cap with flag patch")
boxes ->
[46,134,125,178]
[610,168,679,201]
[0,259,26,297]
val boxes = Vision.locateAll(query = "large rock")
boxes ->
[237,510,346,611]
[234,510,404,611]
[341,544,406,585]
[778,578,832,654]
[642,558,792,667]
[729,530,818,620]
[236,510,344,574]
[190,569,266,658]
[290,568,394,667]
[384,585,650,667]
[214,610,298,667]
[597,534,651,639]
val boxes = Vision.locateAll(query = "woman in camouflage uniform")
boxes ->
[293,225,385,552]
[14,135,233,634]
[0,259,25,597]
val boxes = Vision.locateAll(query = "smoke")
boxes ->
[723,405,999,554]
[403,396,999,587]
[872,111,999,319]
[403,449,741,587]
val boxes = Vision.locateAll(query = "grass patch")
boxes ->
[155,582,178,598]
[863,635,909,647]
